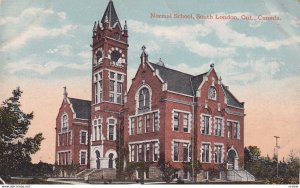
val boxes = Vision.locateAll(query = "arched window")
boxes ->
[108,153,114,168]
[96,51,102,63]
[62,114,68,130]
[138,88,150,113]
[208,86,217,100]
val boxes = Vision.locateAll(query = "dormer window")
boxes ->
[208,86,217,100]
[138,88,150,113]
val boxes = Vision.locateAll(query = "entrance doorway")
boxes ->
[227,149,237,170]
[95,150,100,169]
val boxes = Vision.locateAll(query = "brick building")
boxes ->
[55,0,253,181]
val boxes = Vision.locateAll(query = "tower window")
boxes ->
[109,71,123,104]
[96,51,102,63]
[94,72,103,104]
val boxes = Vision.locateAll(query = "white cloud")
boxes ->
[129,14,300,57]
[129,20,235,58]
[163,57,285,85]
[78,51,91,61]
[46,45,73,56]
[0,7,59,26]
[0,24,77,51]
[0,16,18,26]
[57,12,67,20]
[5,58,89,75]
[207,19,300,50]
[21,7,55,17]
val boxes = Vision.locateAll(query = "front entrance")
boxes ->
[227,149,238,170]
[95,150,100,169]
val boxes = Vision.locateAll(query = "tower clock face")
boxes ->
[111,51,121,63]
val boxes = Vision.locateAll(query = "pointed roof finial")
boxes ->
[140,45,148,64]
[157,58,165,67]
[93,21,97,31]
[63,86,68,101]
[124,20,128,30]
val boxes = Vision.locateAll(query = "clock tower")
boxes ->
[90,0,128,170]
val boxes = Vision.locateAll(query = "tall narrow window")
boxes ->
[130,145,135,162]
[117,82,122,104]
[153,112,159,132]
[80,131,87,144]
[80,151,86,165]
[201,144,210,163]
[233,122,239,139]
[138,145,143,162]
[215,117,222,136]
[138,88,150,113]
[95,82,98,104]
[201,115,210,135]
[183,113,189,132]
[145,114,150,133]
[62,114,68,131]
[98,119,102,140]
[96,50,102,63]
[130,117,135,135]
[214,145,222,163]
[109,125,114,140]
[137,116,142,134]
[99,80,103,102]
[108,119,115,141]
[174,142,179,161]
[173,112,179,131]
[183,143,189,162]
[94,72,102,104]
[227,122,231,139]
[145,144,150,162]
[153,142,158,161]
[94,120,98,141]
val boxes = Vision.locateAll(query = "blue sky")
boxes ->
[0,0,300,162]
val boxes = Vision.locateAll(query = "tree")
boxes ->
[157,160,178,183]
[0,87,44,177]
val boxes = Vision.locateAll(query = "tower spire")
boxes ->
[101,0,121,29]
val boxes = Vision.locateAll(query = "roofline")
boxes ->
[166,90,194,98]
[227,104,244,110]
[221,85,244,108]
